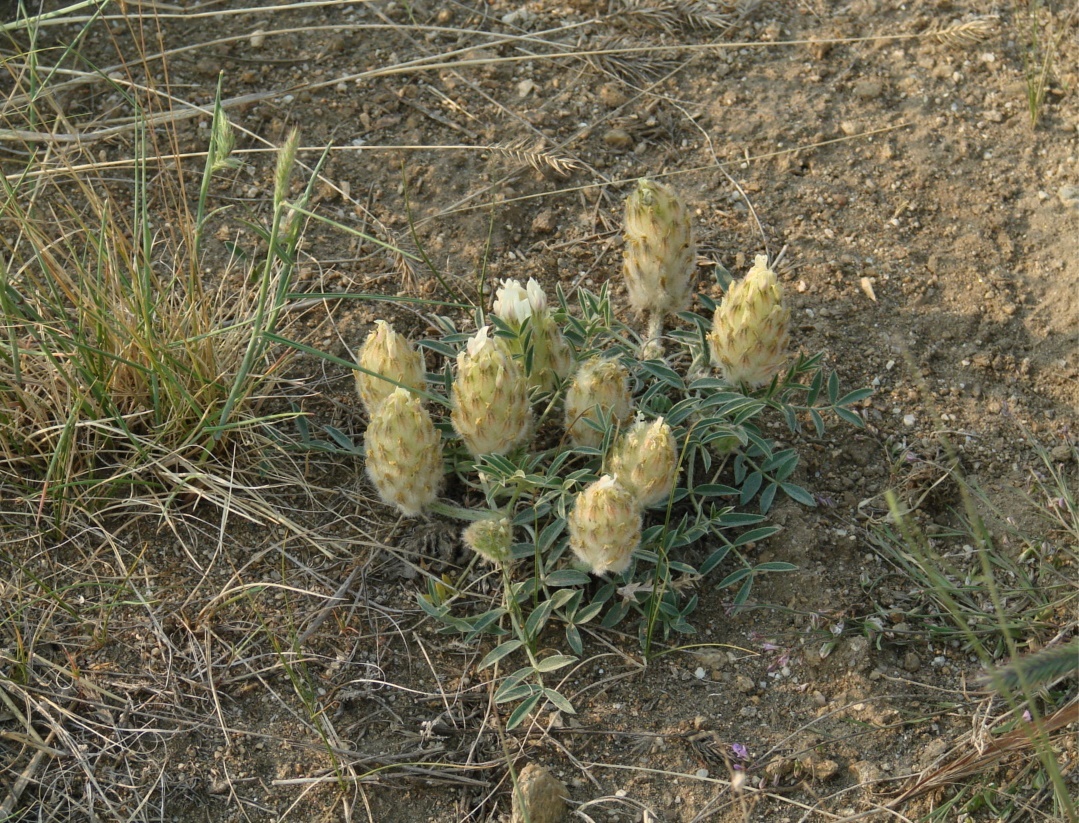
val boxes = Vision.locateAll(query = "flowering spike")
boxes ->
[564,357,634,449]
[451,327,532,456]
[707,255,790,388]
[608,418,679,507]
[355,320,425,414]
[364,387,443,516]
[568,475,641,575]
[622,178,696,319]
[493,277,573,392]
[462,516,513,565]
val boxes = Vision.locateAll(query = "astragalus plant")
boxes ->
[357,179,870,729]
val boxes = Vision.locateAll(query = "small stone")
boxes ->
[839,121,859,136]
[902,651,921,672]
[853,79,883,100]
[1050,444,1073,462]
[848,760,882,785]
[511,763,569,823]
[739,706,758,718]
[985,110,1004,123]
[810,759,840,781]
[531,209,556,234]
[735,675,755,694]
[1058,185,1079,212]
[603,128,634,150]
[598,83,627,108]
[765,757,793,781]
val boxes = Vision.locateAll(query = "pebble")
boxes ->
[810,759,840,781]
[735,675,755,694]
[531,209,556,234]
[1050,444,1073,462]
[1058,185,1079,212]
[848,760,882,785]
[853,79,883,100]
[902,651,921,672]
[603,128,634,150]
[598,83,627,108]
[510,763,568,823]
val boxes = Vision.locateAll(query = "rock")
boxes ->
[853,79,884,100]
[1058,185,1079,212]
[902,651,921,672]
[843,636,871,671]
[598,83,627,108]
[531,209,556,234]
[765,757,793,781]
[848,760,882,786]
[603,128,634,150]
[511,763,568,823]
[809,758,840,781]
[735,675,755,694]
[1050,444,1073,462]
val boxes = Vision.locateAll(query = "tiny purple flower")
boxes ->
[732,743,749,761]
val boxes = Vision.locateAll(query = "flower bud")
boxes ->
[493,278,572,392]
[608,418,679,507]
[568,475,641,575]
[707,254,790,389]
[355,320,425,414]
[462,516,513,565]
[564,357,634,449]
[452,326,532,456]
[622,178,696,319]
[364,387,442,516]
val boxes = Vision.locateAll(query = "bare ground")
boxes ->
[2,1,1077,821]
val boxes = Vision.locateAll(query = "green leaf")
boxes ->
[806,369,823,406]
[639,361,685,389]
[565,624,583,656]
[524,599,555,639]
[693,483,739,497]
[837,388,874,406]
[718,567,753,589]
[780,482,816,507]
[809,408,825,437]
[479,639,523,669]
[734,577,754,607]
[715,511,766,527]
[733,526,781,547]
[835,407,865,428]
[548,589,579,611]
[740,471,763,505]
[545,569,591,587]
[534,654,577,673]
[574,600,605,624]
[760,481,777,513]
[506,692,544,730]
[755,561,797,572]
[699,544,731,576]
[543,688,577,715]
[827,370,840,404]
[537,518,566,552]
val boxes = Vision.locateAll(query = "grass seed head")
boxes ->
[608,417,679,507]
[462,516,513,565]
[364,387,443,516]
[622,178,696,319]
[564,356,634,449]
[708,254,790,389]
[568,475,642,575]
[451,326,532,456]
[356,320,426,414]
